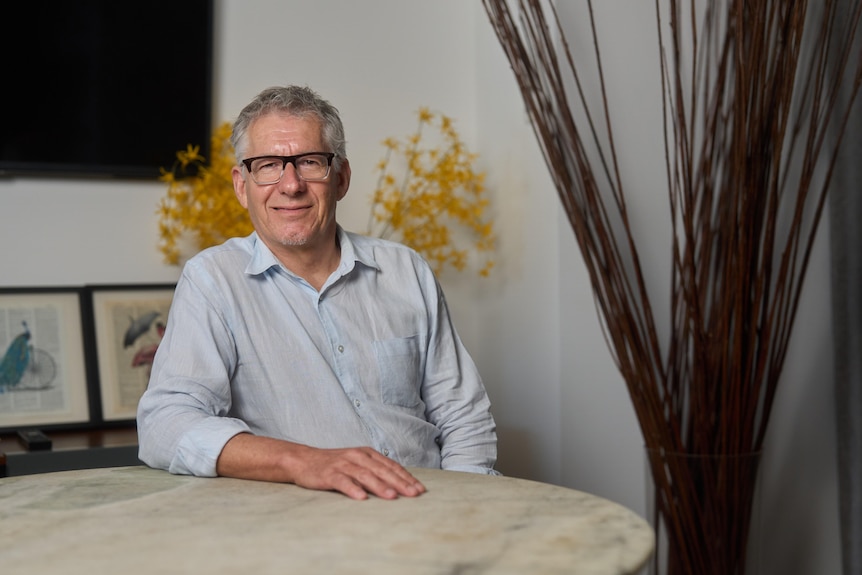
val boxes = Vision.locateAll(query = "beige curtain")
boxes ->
[830,135,862,575]
[829,4,862,571]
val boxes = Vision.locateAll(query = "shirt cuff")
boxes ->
[442,463,502,476]
[169,418,252,477]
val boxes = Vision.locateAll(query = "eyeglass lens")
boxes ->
[246,153,332,184]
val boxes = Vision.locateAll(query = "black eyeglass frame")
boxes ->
[241,152,336,184]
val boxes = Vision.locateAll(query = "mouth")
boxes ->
[272,205,310,214]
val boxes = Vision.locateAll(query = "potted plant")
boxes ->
[483,1,862,573]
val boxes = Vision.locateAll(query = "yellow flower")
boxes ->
[176,144,203,168]
[418,107,434,123]
[156,121,254,265]
[366,108,495,276]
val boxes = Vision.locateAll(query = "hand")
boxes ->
[216,434,426,500]
[292,446,427,501]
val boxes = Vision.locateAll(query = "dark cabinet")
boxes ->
[0,427,140,477]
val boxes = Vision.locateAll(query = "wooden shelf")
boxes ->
[0,426,140,478]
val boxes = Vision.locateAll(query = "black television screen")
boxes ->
[0,1,214,179]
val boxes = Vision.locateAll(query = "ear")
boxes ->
[335,159,351,201]
[232,164,249,208]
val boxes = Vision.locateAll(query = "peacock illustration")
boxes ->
[0,321,32,392]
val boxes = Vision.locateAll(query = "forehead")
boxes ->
[246,112,324,155]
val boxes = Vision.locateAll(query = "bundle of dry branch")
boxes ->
[483,1,862,573]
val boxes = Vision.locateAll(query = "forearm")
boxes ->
[215,432,312,483]
[216,433,427,500]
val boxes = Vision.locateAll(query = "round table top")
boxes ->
[0,466,653,574]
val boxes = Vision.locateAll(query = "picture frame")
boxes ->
[85,284,175,423]
[0,287,92,433]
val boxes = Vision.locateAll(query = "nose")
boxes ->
[275,163,305,193]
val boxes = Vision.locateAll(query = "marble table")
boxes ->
[0,466,653,574]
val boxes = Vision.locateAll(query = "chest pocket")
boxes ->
[373,336,422,408]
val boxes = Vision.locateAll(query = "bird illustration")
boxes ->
[0,321,31,391]
[123,311,161,348]
[131,322,166,378]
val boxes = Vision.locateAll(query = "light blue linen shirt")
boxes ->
[137,227,499,477]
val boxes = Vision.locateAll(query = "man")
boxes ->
[137,85,499,500]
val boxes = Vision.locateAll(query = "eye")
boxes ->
[249,158,285,177]
[298,156,324,168]
[256,159,281,171]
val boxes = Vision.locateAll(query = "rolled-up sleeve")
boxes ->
[137,268,248,477]
[422,284,500,476]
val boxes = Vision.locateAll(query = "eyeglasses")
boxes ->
[241,152,336,185]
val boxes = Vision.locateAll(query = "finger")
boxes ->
[349,465,424,499]
[381,467,426,496]
[330,475,373,501]
[352,449,427,495]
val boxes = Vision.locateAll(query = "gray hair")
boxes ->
[230,85,347,173]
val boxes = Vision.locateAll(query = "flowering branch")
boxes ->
[366,108,496,276]
[157,122,253,265]
[158,111,496,277]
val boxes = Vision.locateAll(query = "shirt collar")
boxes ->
[245,232,280,276]
[244,227,380,277]
[337,226,380,273]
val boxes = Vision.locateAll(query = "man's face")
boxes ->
[231,112,350,255]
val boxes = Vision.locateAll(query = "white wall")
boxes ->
[0,2,841,573]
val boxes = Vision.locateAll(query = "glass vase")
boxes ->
[644,448,762,575]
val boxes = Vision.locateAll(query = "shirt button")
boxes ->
[382,449,390,457]
[337,345,344,353]
[354,399,361,408]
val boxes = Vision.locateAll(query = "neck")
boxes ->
[272,233,341,291]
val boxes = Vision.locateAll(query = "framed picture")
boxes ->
[86,284,175,422]
[0,287,91,433]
